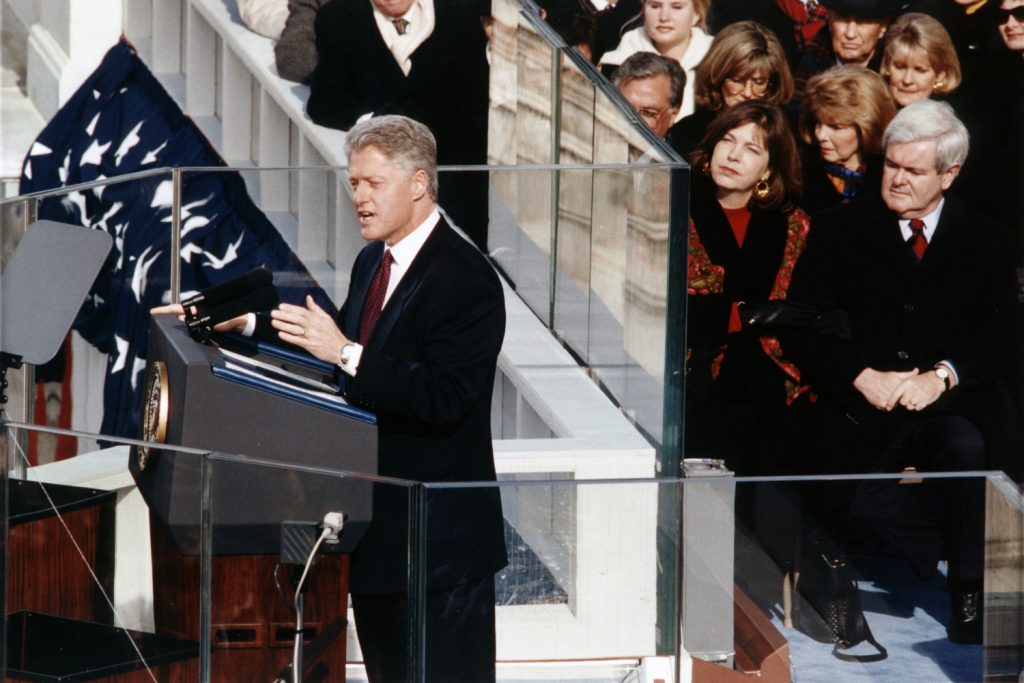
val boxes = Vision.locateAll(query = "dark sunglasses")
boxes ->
[998,6,1024,24]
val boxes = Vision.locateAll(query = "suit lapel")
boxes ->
[365,220,450,351]
[917,199,963,280]
[861,200,917,282]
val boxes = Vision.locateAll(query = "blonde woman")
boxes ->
[667,21,793,156]
[599,0,713,118]
[880,12,962,107]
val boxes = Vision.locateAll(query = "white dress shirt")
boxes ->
[337,208,441,376]
[898,198,943,244]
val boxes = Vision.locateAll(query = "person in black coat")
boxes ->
[161,116,508,682]
[953,1,1024,246]
[683,101,809,477]
[785,99,1021,644]
[283,116,507,682]
[797,65,895,215]
[306,0,491,249]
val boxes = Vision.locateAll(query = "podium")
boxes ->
[131,316,379,681]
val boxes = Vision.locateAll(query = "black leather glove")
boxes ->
[738,301,818,329]
[811,308,852,339]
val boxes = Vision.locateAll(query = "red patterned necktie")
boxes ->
[907,219,928,260]
[359,250,394,344]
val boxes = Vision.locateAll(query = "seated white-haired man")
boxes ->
[785,98,1022,645]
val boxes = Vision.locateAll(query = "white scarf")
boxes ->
[599,26,713,118]
[372,0,435,76]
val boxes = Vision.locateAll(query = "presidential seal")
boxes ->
[137,361,168,470]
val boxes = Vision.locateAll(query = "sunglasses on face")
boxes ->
[999,6,1024,24]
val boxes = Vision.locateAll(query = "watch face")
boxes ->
[936,368,949,378]
[136,361,169,471]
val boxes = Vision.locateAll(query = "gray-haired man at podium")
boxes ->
[155,115,507,682]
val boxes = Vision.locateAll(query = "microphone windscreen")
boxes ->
[182,267,273,309]
[204,285,280,327]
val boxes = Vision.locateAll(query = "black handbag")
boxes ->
[796,532,888,662]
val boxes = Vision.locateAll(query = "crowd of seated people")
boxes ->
[228,0,1023,650]
[589,0,1021,648]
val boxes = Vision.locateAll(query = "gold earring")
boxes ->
[933,80,945,91]
[754,176,770,200]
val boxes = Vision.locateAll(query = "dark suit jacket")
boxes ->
[306,0,489,166]
[335,218,507,593]
[785,194,1021,475]
[666,107,714,161]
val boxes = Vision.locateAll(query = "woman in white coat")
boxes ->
[599,0,713,119]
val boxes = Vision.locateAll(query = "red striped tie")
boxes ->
[908,219,927,260]
[359,250,394,344]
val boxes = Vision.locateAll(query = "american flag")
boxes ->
[19,38,331,438]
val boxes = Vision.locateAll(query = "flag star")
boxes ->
[202,232,244,270]
[141,140,167,165]
[114,121,143,166]
[110,335,129,374]
[80,138,112,166]
[131,245,163,303]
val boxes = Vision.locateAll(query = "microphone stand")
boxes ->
[273,526,347,683]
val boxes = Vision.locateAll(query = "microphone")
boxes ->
[181,267,272,311]
[183,268,277,341]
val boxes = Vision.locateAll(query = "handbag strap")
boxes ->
[832,632,888,663]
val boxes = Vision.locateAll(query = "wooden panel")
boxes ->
[149,515,348,681]
[7,494,115,623]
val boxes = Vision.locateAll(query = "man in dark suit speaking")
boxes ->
[277,115,507,681]
[785,99,1020,644]
[158,115,507,681]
